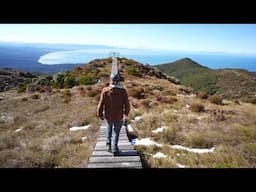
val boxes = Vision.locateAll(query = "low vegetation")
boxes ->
[1,57,256,168]
[155,58,256,101]
[0,87,99,167]
[130,93,256,168]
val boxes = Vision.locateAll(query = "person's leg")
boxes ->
[106,121,113,151]
[112,120,123,153]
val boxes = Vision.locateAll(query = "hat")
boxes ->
[111,73,121,82]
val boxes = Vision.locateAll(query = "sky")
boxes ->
[0,24,256,55]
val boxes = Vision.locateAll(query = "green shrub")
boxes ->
[17,83,27,93]
[80,74,96,85]
[36,76,52,86]
[63,76,78,88]
[98,71,109,77]
[52,72,65,88]
[127,67,141,77]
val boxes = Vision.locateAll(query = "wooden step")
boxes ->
[95,145,135,151]
[87,122,142,168]
[92,150,138,157]
[88,162,142,168]
[89,156,141,163]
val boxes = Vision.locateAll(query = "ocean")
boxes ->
[38,49,256,72]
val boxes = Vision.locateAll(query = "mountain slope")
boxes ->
[1,57,256,168]
[0,57,186,168]
[155,58,256,100]
[0,68,38,92]
[155,57,209,76]
[215,69,256,99]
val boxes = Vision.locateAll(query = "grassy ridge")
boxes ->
[1,57,256,168]
[155,58,256,100]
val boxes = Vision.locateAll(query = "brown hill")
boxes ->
[155,58,256,102]
[0,57,256,168]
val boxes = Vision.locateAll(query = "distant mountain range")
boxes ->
[155,58,256,100]
[1,41,256,101]
[1,41,256,74]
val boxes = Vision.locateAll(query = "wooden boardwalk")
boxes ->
[88,121,143,168]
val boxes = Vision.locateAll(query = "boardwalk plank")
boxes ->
[97,138,128,141]
[92,150,138,157]
[96,141,131,146]
[95,145,135,151]
[88,123,142,168]
[90,156,140,163]
[88,162,142,168]
[97,135,128,139]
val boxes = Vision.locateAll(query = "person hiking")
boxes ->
[96,73,130,156]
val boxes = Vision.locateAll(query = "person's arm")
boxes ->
[96,89,105,120]
[123,89,130,118]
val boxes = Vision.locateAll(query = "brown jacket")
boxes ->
[97,86,130,121]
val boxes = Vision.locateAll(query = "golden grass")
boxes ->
[0,87,99,167]
[1,69,256,168]
[208,95,223,105]
[130,94,256,168]
[190,102,205,112]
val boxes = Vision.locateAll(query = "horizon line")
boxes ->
[1,40,256,57]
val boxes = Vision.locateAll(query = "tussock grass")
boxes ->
[0,88,99,167]
[1,61,256,168]
[129,108,143,120]
[31,93,40,99]
[33,105,50,114]
[146,156,177,168]
[190,102,205,112]
[231,124,256,142]
[0,134,20,151]
[130,94,256,167]
[183,132,215,148]
[173,145,249,168]
[197,91,208,99]
[151,126,179,145]
[208,95,223,105]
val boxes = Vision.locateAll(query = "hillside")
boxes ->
[155,58,256,101]
[0,68,38,92]
[0,57,184,167]
[0,57,256,168]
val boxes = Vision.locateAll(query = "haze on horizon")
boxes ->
[1,24,256,56]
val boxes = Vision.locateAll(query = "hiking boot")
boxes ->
[112,146,120,156]
[106,141,111,146]
[106,142,111,152]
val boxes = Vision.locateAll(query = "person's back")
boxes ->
[98,86,129,122]
[96,74,130,155]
